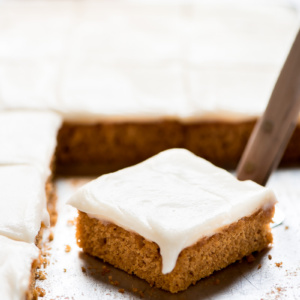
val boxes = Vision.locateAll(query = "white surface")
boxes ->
[0,165,49,243]
[0,235,39,300]
[68,149,277,274]
[0,110,62,177]
[0,1,299,121]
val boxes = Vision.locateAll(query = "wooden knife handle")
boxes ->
[237,30,300,186]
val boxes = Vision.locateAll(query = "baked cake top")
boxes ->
[0,110,62,178]
[0,164,49,243]
[68,149,277,274]
[0,235,39,300]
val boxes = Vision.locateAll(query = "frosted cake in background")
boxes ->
[0,0,299,174]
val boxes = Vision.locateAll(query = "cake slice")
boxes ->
[0,110,62,177]
[68,148,277,293]
[0,235,39,300]
[0,165,49,243]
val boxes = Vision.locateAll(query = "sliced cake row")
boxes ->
[0,110,62,300]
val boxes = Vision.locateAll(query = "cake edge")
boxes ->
[75,205,275,293]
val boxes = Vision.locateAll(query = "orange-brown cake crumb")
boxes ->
[35,287,46,297]
[67,219,75,226]
[35,270,47,281]
[101,265,110,276]
[75,206,275,293]
[246,254,256,263]
[65,245,71,253]
[55,120,300,175]
[49,231,54,242]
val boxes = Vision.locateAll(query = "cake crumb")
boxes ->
[36,270,47,280]
[257,264,262,270]
[108,275,119,286]
[246,254,255,263]
[285,226,289,230]
[132,287,144,298]
[49,231,54,241]
[67,219,75,226]
[64,268,67,272]
[81,267,86,273]
[139,291,144,298]
[268,255,272,260]
[36,287,46,297]
[101,265,110,275]
[40,256,50,268]
[65,245,71,252]
[275,262,283,268]
[118,288,125,294]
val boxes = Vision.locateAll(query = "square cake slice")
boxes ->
[0,235,39,300]
[68,148,277,293]
[0,165,49,243]
[0,110,62,178]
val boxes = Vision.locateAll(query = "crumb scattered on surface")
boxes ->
[139,291,144,298]
[246,254,255,263]
[101,265,110,275]
[275,262,283,268]
[35,287,46,297]
[132,287,144,298]
[285,226,289,230]
[40,256,50,268]
[36,270,47,280]
[118,288,125,294]
[64,268,67,272]
[108,275,119,286]
[49,231,54,241]
[81,267,86,273]
[268,255,272,260]
[258,264,262,270]
[65,245,71,252]
[67,219,75,226]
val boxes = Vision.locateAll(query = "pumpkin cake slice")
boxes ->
[68,148,277,293]
[0,235,40,300]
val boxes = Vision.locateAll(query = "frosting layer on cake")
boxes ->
[0,1,299,121]
[0,235,39,300]
[0,165,49,243]
[0,110,62,177]
[68,149,277,274]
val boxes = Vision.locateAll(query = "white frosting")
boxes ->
[0,235,39,300]
[0,1,299,121]
[0,110,62,178]
[68,149,277,274]
[0,1,74,110]
[0,165,49,243]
